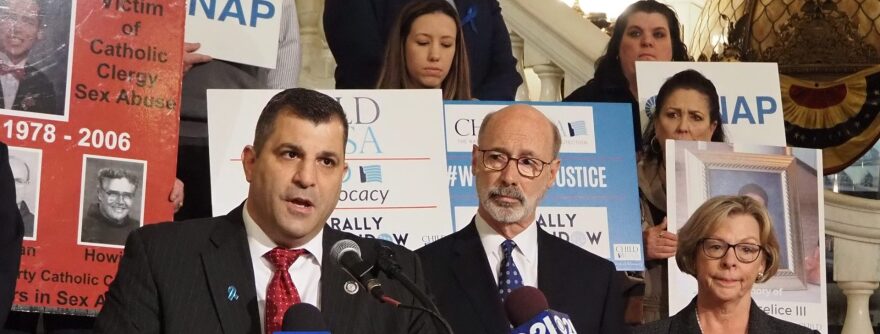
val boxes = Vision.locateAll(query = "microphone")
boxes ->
[330,239,385,299]
[505,286,577,334]
[280,303,330,333]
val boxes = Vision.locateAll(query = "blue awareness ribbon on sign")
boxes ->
[462,6,478,34]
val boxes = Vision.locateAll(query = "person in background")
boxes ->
[376,0,472,100]
[325,0,520,100]
[638,69,726,322]
[417,104,624,333]
[0,142,23,327]
[564,0,688,151]
[634,195,818,334]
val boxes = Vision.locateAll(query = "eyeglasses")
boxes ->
[699,238,764,263]
[102,190,134,202]
[478,149,552,178]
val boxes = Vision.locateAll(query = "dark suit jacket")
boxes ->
[0,142,24,326]
[0,66,58,115]
[633,297,819,334]
[95,205,436,333]
[323,0,522,100]
[416,219,625,333]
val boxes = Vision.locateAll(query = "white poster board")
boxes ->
[185,0,283,68]
[207,89,454,249]
[636,62,787,146]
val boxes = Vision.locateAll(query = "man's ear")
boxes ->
[545,159,561,190]
[242,145,257,183]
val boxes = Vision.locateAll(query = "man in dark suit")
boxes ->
[417,104,625,333]
[324,0,522,100]
[0,142,24,326]
[95,88,436,333]
[0,0,58,115]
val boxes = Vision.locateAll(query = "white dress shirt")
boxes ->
[0,54,24,109]
[475,213,539,289]
[243,203,322,334]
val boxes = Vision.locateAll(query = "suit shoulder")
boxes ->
[133,217,224,247]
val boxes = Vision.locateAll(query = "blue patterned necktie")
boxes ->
[498,239,523,300]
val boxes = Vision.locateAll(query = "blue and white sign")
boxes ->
[444,101,645,271]
[635,62,787,146]
[185,0,283,68]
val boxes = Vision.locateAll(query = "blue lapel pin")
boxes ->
[227,285,239,301]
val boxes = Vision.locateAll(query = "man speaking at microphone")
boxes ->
[95,88,436,333]
[418,105,625,333]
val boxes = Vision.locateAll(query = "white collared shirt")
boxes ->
[475,213,539,288]
[243,203,323,334]
[0,55,24,110]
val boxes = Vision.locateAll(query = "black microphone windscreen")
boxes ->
[281,303,328,331]
[504,286,549,327]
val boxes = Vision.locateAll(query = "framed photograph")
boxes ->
[0,0,74,120]
[77,154,146,248]
[8,145,41,240]
[676,143,807,291]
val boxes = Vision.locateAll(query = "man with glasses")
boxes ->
[81,167,140,246]
[417,104,625,333]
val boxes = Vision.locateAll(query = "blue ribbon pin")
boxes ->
[227,286,239,301]
[462,6,478,34]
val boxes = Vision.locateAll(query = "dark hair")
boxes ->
[97,168,140,190]
[253,88,349,154]
[376,0,472,100]
[641,69,725,161]
[0,0,45,27]
[591,1,688,90]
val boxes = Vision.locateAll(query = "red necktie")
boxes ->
[0,64,24,80]
[264,247,307,334]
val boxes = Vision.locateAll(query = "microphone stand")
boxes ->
[375,245,454,334]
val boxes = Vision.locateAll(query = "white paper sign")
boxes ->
[636,62,787,146]
[185,0,283,68]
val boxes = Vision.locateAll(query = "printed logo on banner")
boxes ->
[613,244,643,261]
[359,165,383,183]
[551,111,596,153]
[645,95,657,119]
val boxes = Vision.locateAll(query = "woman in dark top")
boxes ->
[564,0,689,150]
[376,0,472,100]
[634,196,818,334]
[639,69,726,321]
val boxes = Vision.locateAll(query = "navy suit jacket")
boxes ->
[0,142,24,325]
[324,0,522,100]
[417,219,625,333]
[95,205,436,333]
